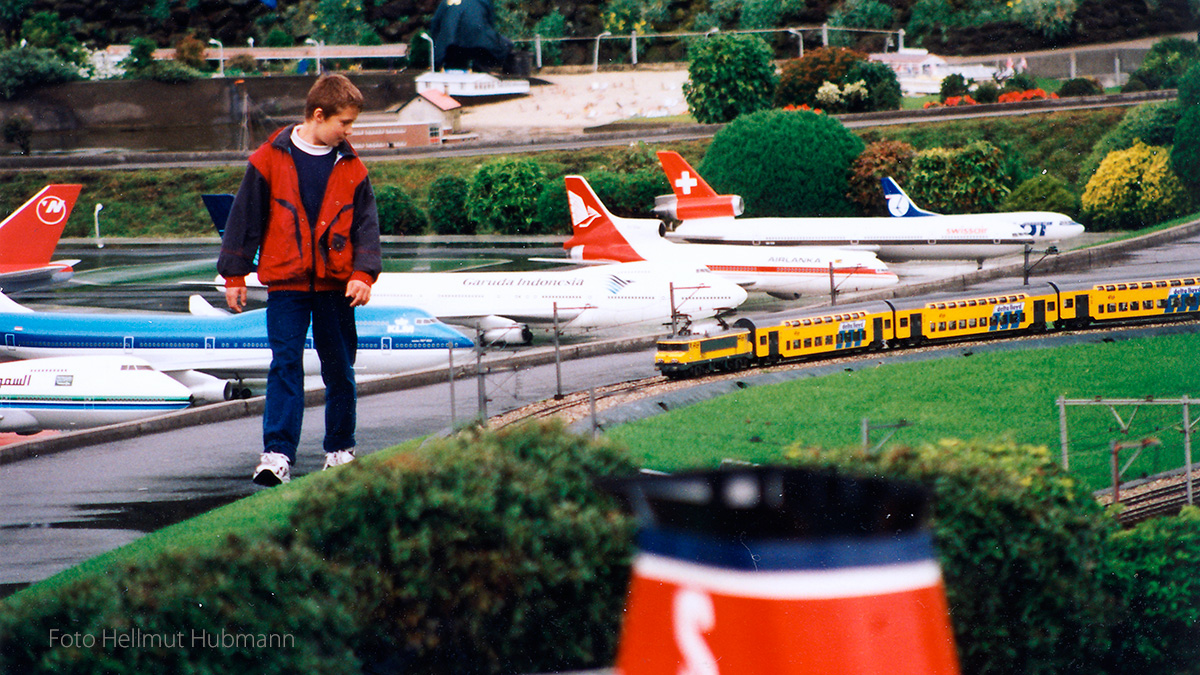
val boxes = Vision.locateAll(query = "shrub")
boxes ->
[2,114,32,154]
[1057,77,1104,97]
[1130,36,1200,90]
[906,141,1013,213]
[1009,0,1077,40]
[1000,173,1079,216]
[973,80,1000,103]
[843,59,902,112]
[1105,507,1200,674]
[532,10,568,66]
[939,73,971,101]
[682,33,777,124]
[1171,62,1200,188]
[173,34,207,71]
[0,46,84,99]
[0,536,364,675]
[1082,141,1192,230]
[827,0,896,47]
[699,108,866,217]
[775,46,866,109]
[787,439,1117,675]
[1080,100,1181,179]
[288,421,637,674]
[228,53,258,74]
[375,184,426,236]
[468,157,547,234]
[426,174,475,235]
[846,139,917,215]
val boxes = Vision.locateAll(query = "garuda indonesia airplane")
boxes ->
[0,294,473,403]
[653,151,1085,268]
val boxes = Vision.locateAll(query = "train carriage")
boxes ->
[1089,277,1200,322]
[655,330,753,377]
[758,310,886,362]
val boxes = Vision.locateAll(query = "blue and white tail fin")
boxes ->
[882,177,939,217]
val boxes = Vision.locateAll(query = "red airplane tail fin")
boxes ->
[0,185,82,267]
[564,176,643,262]
[655,151,744,220]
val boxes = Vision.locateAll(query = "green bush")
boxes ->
[973,80,1000,103]
[1000,173,1079,217]
[1057,77,1104,97]
[468,157,548,234]
[289,421,637,674]
[682,33,777,124]
[1082,141,1192,230]
[699,108,865,217]
[1129,37,1200,90]
[843,59,902,112]
[906,141,1013,213]
[1171,62,1200,188]
[775,46,866,109]
[1080,100,1181,180]
[0,536,363,675]
[426,174,475,235]
[0,46,84,99]
[375,184,426,235]
[788,439,1117,675]
[2,114,33,154]
[846,139,916,215]
[827,0,896,47]
[1105,506,1200,675]
[939,73,971,101]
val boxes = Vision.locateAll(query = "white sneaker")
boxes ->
[322,449,356,470]
[253,452,291,486]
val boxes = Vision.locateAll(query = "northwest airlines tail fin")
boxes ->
[0,185,82,269]
[882,177,939,217]
[563,176,652,263]
[654,151,744,220]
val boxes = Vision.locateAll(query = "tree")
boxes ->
[0,46,83,99]
[847,140,916,215]
[775,46,866,109]
[427,175,475,235]
[907,141,1012,214]
[699,109,865,217]
[1083,141,1192,230]
[682,33,776,125]
[1171,62,1200,189]
[468,158,547,234]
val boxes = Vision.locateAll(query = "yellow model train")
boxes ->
[655,276,1200,378]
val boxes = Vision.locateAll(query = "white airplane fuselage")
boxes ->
[666,212,1086,263]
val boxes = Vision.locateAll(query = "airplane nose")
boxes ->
[1057,222,1086,239]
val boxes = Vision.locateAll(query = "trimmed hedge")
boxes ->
[846,139,916,216]
[426,174,475,235]
[787,439,1117,675]
[1000,173,1080,218]
[1082,141,1192,230]
[682,33,777,124]
[375,184,426,236]
[1079,100,1181,181]
[468,158,548,234]
[906,140,1014,214]
[699,108,865,217]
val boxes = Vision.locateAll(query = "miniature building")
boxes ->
[870,49,997,95]
[414,69,530,98]
[397,88,463,134]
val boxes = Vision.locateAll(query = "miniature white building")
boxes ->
[415,70,530,98]
[870,49,998,95]
[396,88,463,134]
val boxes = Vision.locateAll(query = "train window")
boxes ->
[1118,302,1128,311]
[885,319,892,329]
[936,303,946,309]
[1105,285,1116,291]
[1097,305,1105,314]
[760,336,767,346]
[1156,281,1168,288]
[969,318,977,328]
[1143,300,1153,310]
[826,336,834,345]
[939,322,947,331]
[1141,282,1153,289]
[1065,298,1074,308]
[1049,302,1056,311]
[1171,280,1182,287]
[900,317,909,328]
[802,319,812,326]
[1117,284,1127,291]
[1187,279,1197,285]
[1158,299,1167,308]
[804,338,812,348]
[1108,304,1117,313]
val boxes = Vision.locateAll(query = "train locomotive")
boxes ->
[655,275,1200,378]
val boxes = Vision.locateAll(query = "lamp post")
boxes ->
[305,38,323,75]
[419,32,435,72]
[593,31,611,72]
[93,203,104,249]
[208,38,224,78]
[786,28,804,58]
[1022,244,1059,285]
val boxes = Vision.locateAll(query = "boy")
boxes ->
[218,73,382,486]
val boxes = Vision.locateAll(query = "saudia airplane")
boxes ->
[653,151,1085,268]
[0,294,473,404]
[563,176,898,300]
[203,194,748,343]
[0,355,193,434]
[0,184,83,291]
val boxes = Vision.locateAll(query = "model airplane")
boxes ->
[0,184,83,291]
[653,151,1085,267]
[564,175,898,300]
[0,294,473,403]
[0,355,193,434]
[204,194,748,342]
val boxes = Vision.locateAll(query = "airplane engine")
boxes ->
[169,370,237,404]
[479,315,534,346]
[653,194,744,222]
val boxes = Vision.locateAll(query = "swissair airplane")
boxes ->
[0,293,473,404]
[0,184,83,291]
[0,355,193,434]
[203,194,747,342]
[564,175,898,300]
[653,151,1085,267]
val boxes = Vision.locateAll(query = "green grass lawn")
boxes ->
[607,329,1200,493]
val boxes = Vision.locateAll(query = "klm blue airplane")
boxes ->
[0,294,473,403]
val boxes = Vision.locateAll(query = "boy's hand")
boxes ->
[225,286,247,313]
[346,279,371,307]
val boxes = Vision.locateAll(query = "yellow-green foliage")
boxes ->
[1082,141,1192,230]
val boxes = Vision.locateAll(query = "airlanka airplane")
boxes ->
[563,175,898,300]
[0,355,193,434]
[0,184,83,291]
[0,293,473,404]
[203,194,748,343]
[653,151,1086,268]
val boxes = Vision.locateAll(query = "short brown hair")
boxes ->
[305,73,364,119]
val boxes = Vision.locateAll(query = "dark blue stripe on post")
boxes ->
[637,527,935,571]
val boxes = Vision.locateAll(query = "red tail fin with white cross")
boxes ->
[655,151,744,220]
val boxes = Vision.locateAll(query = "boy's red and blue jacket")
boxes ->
[218,125,382,292]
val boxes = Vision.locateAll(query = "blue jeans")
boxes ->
[263,290,357,463]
